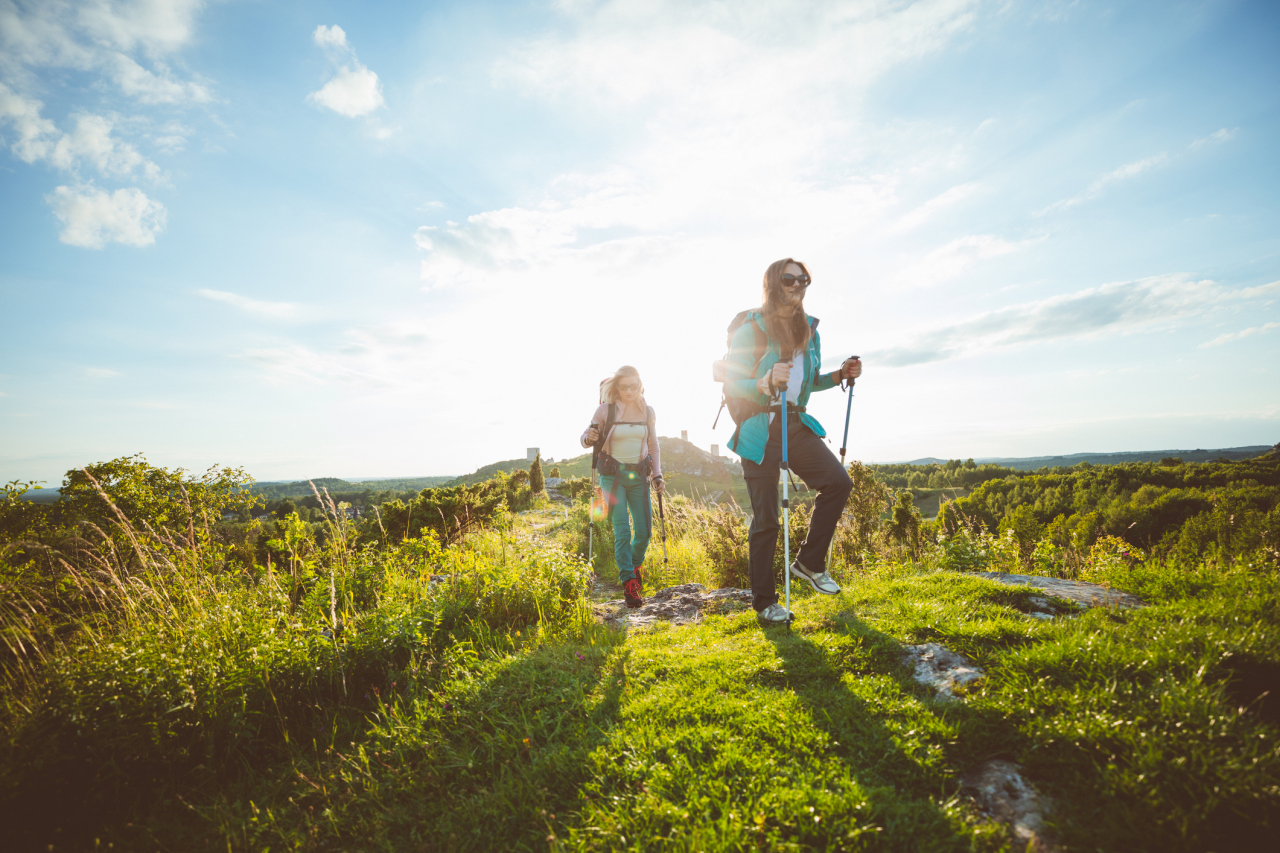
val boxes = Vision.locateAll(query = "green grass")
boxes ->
[2,510,1278,851]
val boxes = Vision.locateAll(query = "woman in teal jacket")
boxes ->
[724,258,862,625]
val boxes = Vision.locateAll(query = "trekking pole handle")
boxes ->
[775,356,793,395]
[840,355,861,390]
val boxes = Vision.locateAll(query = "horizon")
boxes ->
[14,441,1276,490]
[3,1,1278,484]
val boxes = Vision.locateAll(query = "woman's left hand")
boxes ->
[841,358,863,381]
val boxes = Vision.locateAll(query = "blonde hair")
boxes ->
[761,257,813,355]
[599,365,645,405]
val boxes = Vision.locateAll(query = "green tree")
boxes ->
[889,491,921,556]
[55,454,258,545]
[831,462,891,567]
[998,504,1042,569]
[275,498,296,519]
[548,466,561,478]
[530,454,545,494]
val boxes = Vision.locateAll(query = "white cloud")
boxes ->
[308,24,385,119]
[871,275,1280,367]
[1191,127,1238,150]
[85,367,121,377]
[107,52,211,104]
[1039,153,1170,215]
[51,112,161,179]
[0,86,162,180]
[0,81,57,161]
[197,289,306,321]
[0,0,210,103]
[309,65,384,118]
[46,185,167,248]
[239,333,420,388]
[414,0,982,292]
[895,233,1034,288]
[313,24,348,50]
[1200,320,1280,348]
[0,2,200,245]
[891,182,981,232]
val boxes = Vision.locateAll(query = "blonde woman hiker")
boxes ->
[581,365,665,608]
[721,258,862,626]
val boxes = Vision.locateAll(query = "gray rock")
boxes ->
[901,643,983,700]
[962,759,1057,852]
[597,583,752,630]
[975,572,1145,610]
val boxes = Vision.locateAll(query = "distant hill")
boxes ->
[894,446,1273,470]
[971,445,1273,470]
[447,458,538,487]
[250,477,356,500]
[250,475,457,500]
[345,476,456,491]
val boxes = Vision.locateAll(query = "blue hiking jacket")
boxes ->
[724,311,839,464]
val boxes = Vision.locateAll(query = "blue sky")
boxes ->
[1,0,1278,484]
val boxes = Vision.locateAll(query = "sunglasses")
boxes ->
[781,274,811,288]
[618,382,640,392]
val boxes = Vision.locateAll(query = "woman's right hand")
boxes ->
[586,426,600,444]
[757,361,792,395]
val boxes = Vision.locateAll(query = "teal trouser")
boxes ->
[599,467,652,584]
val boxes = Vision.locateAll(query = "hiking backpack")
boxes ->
[711,310,820,440]
[711,310,768,430]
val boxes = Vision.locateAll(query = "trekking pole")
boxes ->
[778,361,793,625]
[838,355,860,467]
[656,485,669,568]
[588,421,599,567]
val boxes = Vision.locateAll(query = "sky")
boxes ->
[1,0,1278,485]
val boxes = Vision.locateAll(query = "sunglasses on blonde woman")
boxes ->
[619,382,640,392]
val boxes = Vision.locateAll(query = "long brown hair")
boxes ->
[599,365,645,406]
[761,257,812,355]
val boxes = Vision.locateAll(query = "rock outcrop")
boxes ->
[901,643,984,699]
[962,760,1058,852]
[975,572,1145,609]
[595,582,752,629]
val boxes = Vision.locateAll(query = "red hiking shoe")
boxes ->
[623,577,644,608]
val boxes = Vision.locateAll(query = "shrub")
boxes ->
[829,461,890,570]
[529,454,544,494]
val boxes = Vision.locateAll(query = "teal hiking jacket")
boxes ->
[724,311,839,464]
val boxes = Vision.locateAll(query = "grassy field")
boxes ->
[2,464,1277,851]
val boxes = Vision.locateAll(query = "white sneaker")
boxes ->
[757,602,793,625]
[790,561,841,595]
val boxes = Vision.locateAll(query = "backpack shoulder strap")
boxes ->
[751,317,767,370]
[727,309,768,371]
[603,403,618,441]
[592,403,619,470]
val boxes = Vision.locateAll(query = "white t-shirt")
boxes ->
[610,423,647,464]
[769,348,805,422]
[786,348,804,406]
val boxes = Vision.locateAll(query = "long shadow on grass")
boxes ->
[194,636,632,853]
[762,612,1025,844]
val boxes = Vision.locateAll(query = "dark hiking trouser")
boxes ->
[742,413,853,612]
